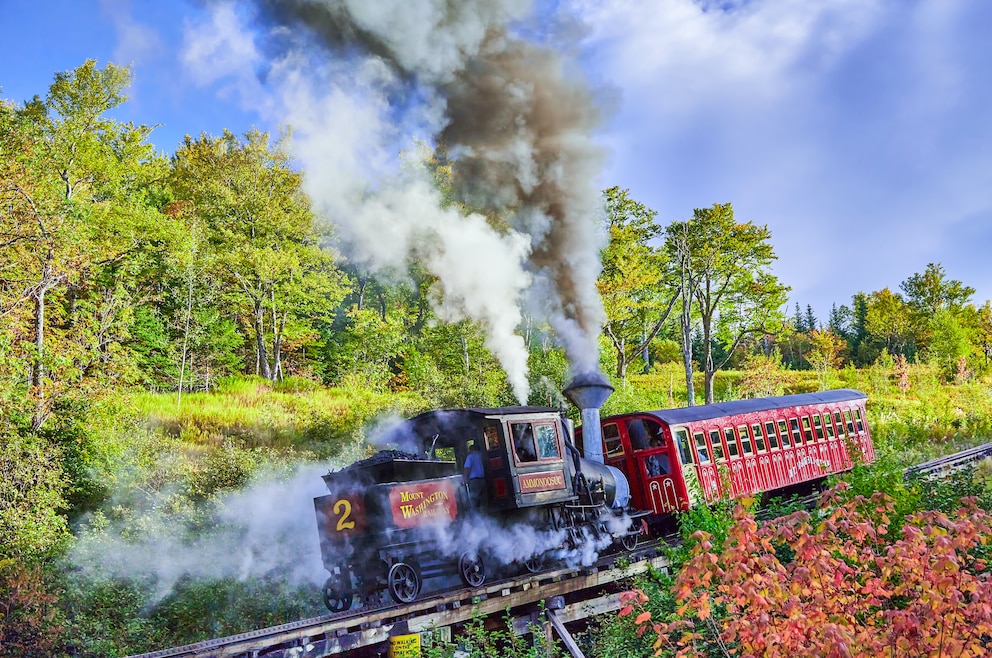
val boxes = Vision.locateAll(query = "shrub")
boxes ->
[623,487,992,657]
[0,560,64,658]
[0,430,71,562]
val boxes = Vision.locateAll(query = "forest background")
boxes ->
[3,62,992,657]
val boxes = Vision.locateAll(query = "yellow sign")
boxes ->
[389,633,421,658]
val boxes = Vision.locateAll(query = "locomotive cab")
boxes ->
[400,407,580,512]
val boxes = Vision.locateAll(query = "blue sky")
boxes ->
[3,0,991,323]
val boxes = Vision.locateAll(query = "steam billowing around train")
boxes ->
[314,378,874,610]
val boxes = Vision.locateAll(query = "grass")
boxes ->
[126,378,426,458]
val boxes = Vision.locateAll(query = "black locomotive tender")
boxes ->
[313,375,634,611]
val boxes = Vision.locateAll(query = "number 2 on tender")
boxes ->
[333,499,355,531]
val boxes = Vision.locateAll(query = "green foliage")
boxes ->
[599,187,676,381]
[665,203,789,404]
[0,429,71,562]
[422,608,562,658]
[584,566,675,657]
[676,498,736,556]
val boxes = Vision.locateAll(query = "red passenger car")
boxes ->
[576,389,875,518]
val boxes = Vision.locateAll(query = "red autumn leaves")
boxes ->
[621,483,992,657]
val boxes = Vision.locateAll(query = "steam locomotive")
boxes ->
[313,376,874,610]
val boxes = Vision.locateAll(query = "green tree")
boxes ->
[807,328,845,390]
[863,287,914,360]
[598,187,677,380]
[925,307,971,378]
[168,129,345,381]
[0,60,170,427]
[900,262,975,317]
[666,203,788,404]
[970,300,992,368]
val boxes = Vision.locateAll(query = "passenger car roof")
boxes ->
[603,389,867,426]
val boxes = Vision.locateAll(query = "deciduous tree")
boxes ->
[168,129,344,380]
[665,204,788,404]
[598,187,677,381]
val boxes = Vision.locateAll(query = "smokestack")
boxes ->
[563,372,614,464]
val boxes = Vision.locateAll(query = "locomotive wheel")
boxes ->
[387,562,421,604]
[321,577,353,613]
[620,532,639,551]
[458,552,486,588]
[523,553,545,574]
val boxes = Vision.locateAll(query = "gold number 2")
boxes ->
[333,499,355,531]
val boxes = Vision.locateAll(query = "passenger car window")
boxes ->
[709,430,725,461]
[751,424,766,452]
[854,409,865,433]
[834,412,846,438]
[823,413,835,439]
[739,425,753,454]
[645,453,671,477]
[674,427,693,464]
[693,432,710,463]
[765,421,779,449]
[778,420,791,447]
[801,416,814,442]
[603,423,623,457]
[627,419,650,450]
[789,418,802,445]
[844,410,856,435]
[724,428,739,458]
[812,415,825,440]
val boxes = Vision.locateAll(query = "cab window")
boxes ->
[535,424,561,460]
[483,425,502,451]
[511,422,538,463]
[603,423,623,457]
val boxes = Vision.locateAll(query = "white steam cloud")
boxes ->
[182,0,610,401]
[71,465,329,601]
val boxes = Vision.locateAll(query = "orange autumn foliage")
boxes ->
[621,484,992,657]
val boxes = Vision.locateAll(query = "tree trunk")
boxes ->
[31,278,51,430]
[254,299,271,380]
[680,292,695,407]
[178,274,194,408]
[702,315,715,405]
[273,311,286,381]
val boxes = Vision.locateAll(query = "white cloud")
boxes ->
[99,0,164,67]
[181,2,263,95]
[572,0,884,115]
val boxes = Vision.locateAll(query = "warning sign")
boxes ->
[389,633,421,658]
